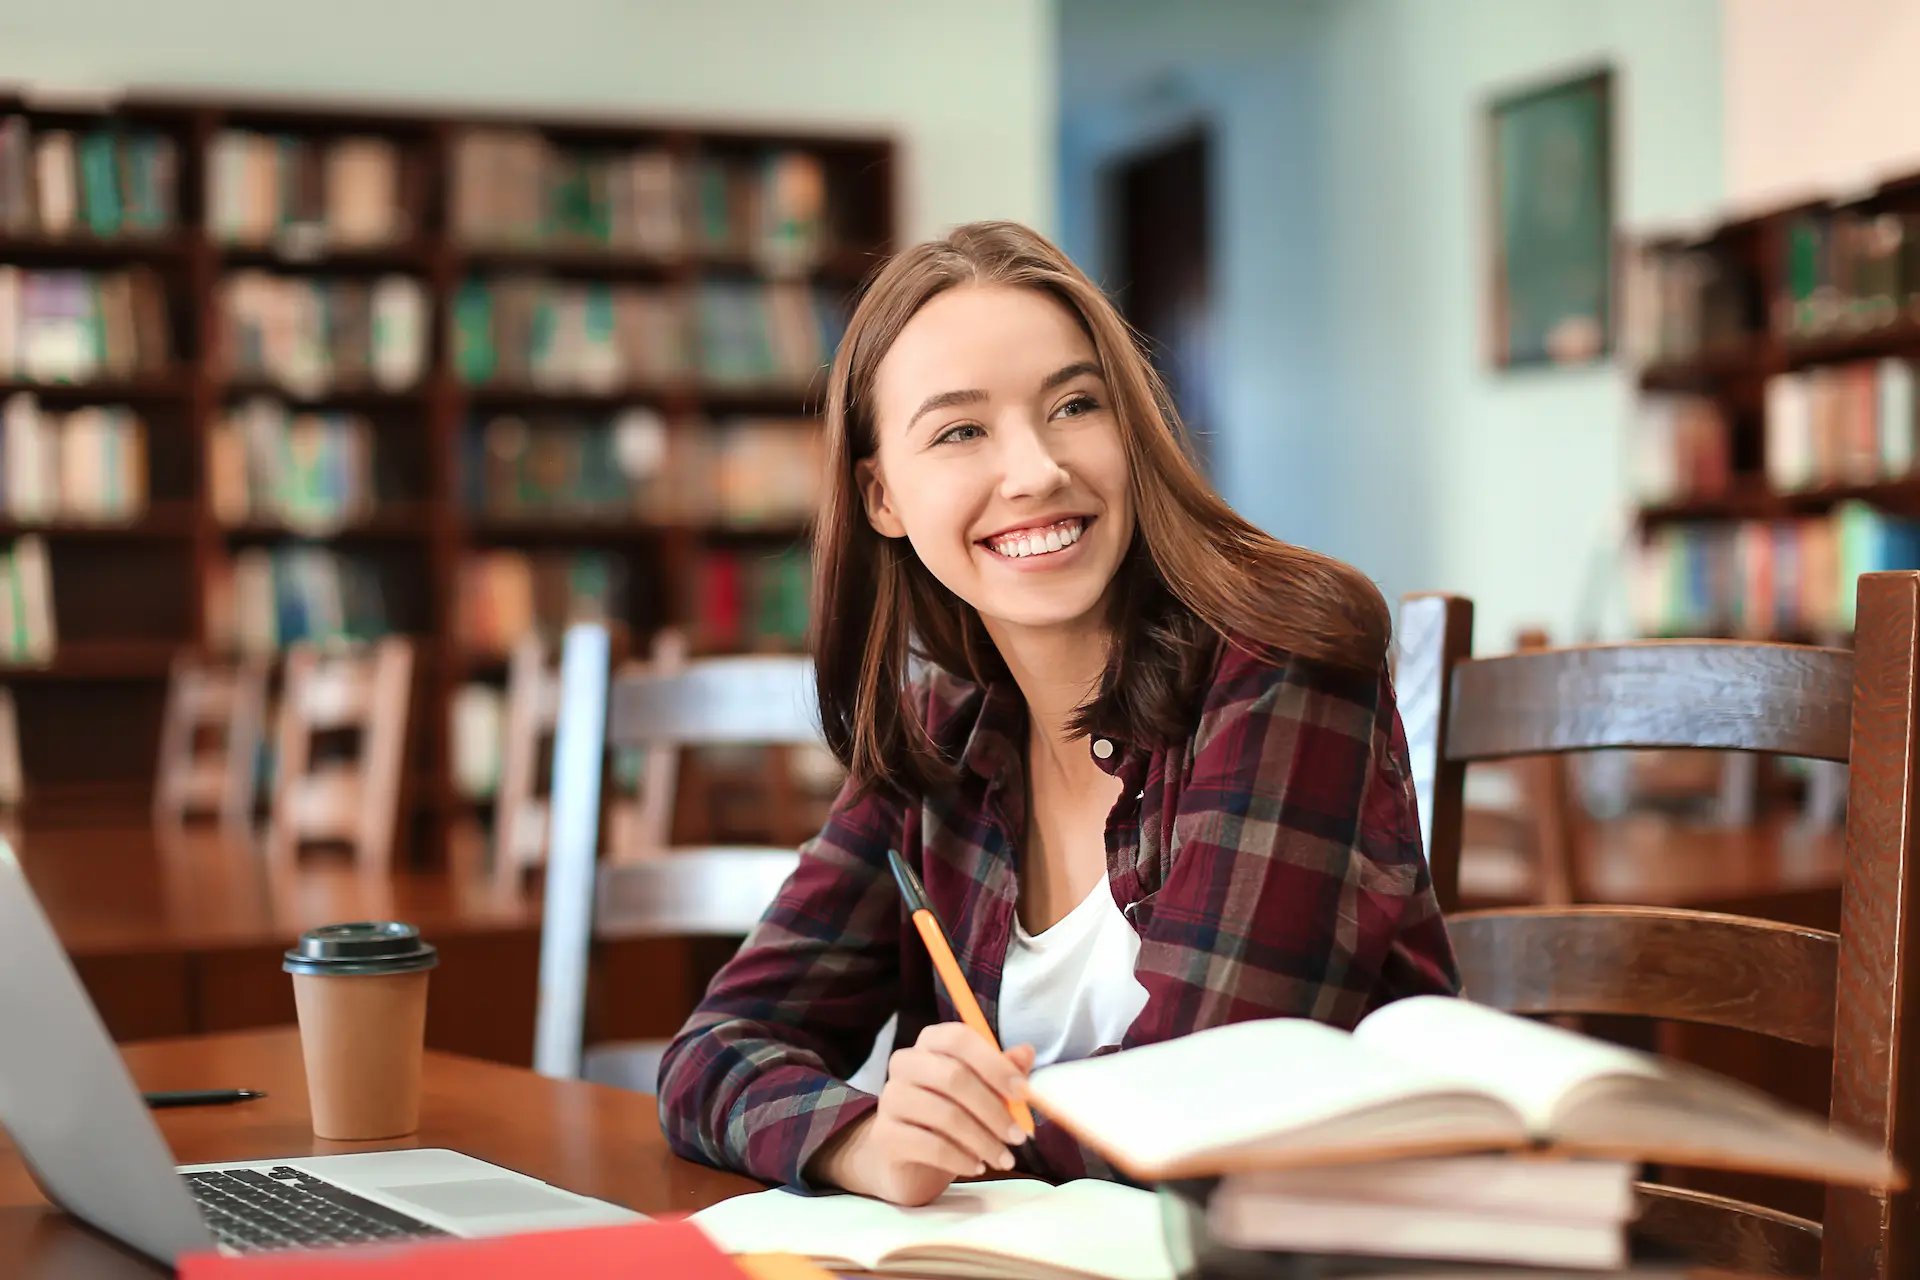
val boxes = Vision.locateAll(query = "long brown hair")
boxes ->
[811,220,1387,800]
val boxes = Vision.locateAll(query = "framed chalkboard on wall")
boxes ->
[1485,67,1614,369]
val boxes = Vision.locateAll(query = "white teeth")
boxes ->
[988,517,1086,559]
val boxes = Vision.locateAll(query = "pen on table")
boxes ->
[886,848,1036,1138]
[142,1089,267,1109]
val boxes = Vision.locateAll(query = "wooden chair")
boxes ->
[491,628,683,893]
[153,653,268,834]
[1398,574,1920,1280]
[265,637,413,873]
[534,623,819,1085]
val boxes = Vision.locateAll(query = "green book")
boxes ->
[79,132,121,236]
[453,280,496,384]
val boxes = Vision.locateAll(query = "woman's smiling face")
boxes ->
[857,283,1135,639]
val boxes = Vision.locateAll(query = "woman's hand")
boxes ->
[812,1024,1036,1206]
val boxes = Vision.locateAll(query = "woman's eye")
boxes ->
[1055,394,1099,418]
[934,423,984,446]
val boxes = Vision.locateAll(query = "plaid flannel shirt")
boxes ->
[656,634,1460,1188]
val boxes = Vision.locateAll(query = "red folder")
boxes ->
[178,1218,752,1279]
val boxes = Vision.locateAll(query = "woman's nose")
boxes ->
[997,422,1069,499]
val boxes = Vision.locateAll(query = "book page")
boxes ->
[1354,996,1657,1132]
[689,1180,1054,1270]
[903,1179,1174,1280]
[1027,1017,1516,1175]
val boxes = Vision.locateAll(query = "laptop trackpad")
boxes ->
[380,1178,584,1219]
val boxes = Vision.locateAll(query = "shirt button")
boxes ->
[1092,738,1114,760]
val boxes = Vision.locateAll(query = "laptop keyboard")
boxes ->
[184,1166,452,1252]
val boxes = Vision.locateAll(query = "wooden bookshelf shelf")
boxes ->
[0,232,190,265]
[0,641,177,681]
[1783,316,1920,369]
[0,504,198,540]
[1,86,893,855]
[1637,343,1768,392]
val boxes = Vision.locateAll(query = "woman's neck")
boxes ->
[983,615,1111,781]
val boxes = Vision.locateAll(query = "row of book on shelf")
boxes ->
[0,393,147,521]
[464,408,821,526]
[1630,502,1920,637]
[4,113,854,271]
[219,271,426,394]
[0,266,171,384]
[0,116,178,238]
[1635,358,1920,503]
[208,398,377,528]
[205,541,812,659]
[1626,208,1920,363]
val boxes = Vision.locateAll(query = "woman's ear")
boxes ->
[857,458,908,538]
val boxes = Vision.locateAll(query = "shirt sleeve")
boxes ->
[654,776,905,1189]
[1021,650,1460,1181]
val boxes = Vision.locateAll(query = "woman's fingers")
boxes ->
[886,1077,1016,1170]
[914,1023,1033,1109]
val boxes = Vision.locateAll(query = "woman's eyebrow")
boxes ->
[1040,360,1102,392]
[906,387,987,435]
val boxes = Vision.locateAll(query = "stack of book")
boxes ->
[451,277,688,390]
[0,535,55,663]
[207,129,408,250]
[1632,394,1730,504]
[1024,995,1900,1275]
[456,549,626,656]
[0,392,147,521]
[690,545,809,652]
[694,281,843,388]
[1778,209,1920,339]
[205,546,391,655]
[1631,502,1920,637]
[217,271,427,393]
[699,419,823,527]
[451,129,684,254]
[1765,359,1918,490]
[208,397,376,528]
[1622,242,1758,365]
[688,151,830,272]
[462,408,668,518]
[0,117,178,237]
[0,266,172,383]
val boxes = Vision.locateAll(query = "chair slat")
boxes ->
[1446,642,1854,763]
[594,847,801,939]
[1448,906,1839,1048]
[609,656,820,748]
[1634,1184,1822,1278]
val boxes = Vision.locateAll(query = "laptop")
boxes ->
[0,839,644,1266]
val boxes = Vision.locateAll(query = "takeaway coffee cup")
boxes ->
[283,922,438,1140]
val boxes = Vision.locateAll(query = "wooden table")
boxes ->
[0,1027,761,1278]
[0,1030,1767,1280]
[18,825,710,1066]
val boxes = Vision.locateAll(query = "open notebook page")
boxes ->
[1026,1018,1499,1171]
[1353,996,1659,1132]
[903,1179,1174,1280]
[690,1180,1055,1270]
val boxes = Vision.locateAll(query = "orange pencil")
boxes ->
[887,848,1036,1137]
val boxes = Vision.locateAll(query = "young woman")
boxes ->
[657,221,1458,1205]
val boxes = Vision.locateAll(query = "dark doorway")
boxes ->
[1110,127,1214,472]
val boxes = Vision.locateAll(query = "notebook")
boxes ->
[1026,995,1900,1186]
[689,1179,1175,1280]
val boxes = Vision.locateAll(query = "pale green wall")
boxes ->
[0,0,1056,243]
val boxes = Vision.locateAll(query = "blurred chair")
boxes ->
[153,653,268,834]
[1398,577,1920,1279]
[265,637,412,873]
[534,623,817,1087]
[491,627,684,894]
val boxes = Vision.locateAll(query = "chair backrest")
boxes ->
[1398,573,1920,1280]
[491,628,682,893]
[533,623,821,1079]
[265,637,413,873]
[154,653,267,834]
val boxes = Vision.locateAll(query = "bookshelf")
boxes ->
[0,89,893,852]
[1627,171,1920,642]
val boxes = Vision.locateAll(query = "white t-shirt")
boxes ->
[996,878,1150,1070]
[844,878,1150,1094]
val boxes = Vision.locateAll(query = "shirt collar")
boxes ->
[957,675,1133,782]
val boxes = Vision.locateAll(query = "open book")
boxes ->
[1026,996,1902,1187]
[690,1179,1173,1280]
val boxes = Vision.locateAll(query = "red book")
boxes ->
[178,1218,751,1280]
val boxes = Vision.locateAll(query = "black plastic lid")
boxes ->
[283,922,438,977]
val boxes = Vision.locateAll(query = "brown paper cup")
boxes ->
[291,969,430,1140]
[284,921,438,1141]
